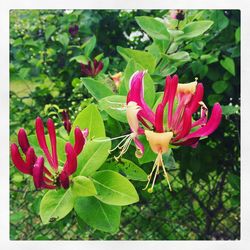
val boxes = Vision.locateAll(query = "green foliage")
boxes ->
[74,196,121,233]
[92,170,139,206]
[71,176,97,198]
[10,9,240,239]
[40,189,74,224]
[81,78,113,100]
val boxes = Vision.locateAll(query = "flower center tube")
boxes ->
[144,130,173,192]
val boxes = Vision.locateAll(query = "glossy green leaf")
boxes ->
[70,104,106,140]
[135,16,170,40]
[166,51,191,62]
[45,25,56,41]
[74,196,121,233]
[40,189,74,224]
[138,136,156,164]
[81,78,113,101]
[70,55,88,64]
[99,95,127,123]
[212,80,228,94]
[76,139,111,176]
[117,46,156,74]
[100,158,148,181]
[177,21,213,40]
[83,36,96,56]
[92,170,139,205]
[235,27,240,43]
[221,105,240,116]
[220,57,235,76]
[57,33,69,48]
[71,176,97,198]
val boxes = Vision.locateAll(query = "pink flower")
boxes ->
[10,117,88,190]
[126,71,222,192]
[62,109,72,134]
[169,10,185,21]
[81,59,103,77]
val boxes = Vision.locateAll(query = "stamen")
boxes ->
[159,153,172,191]
[143,152,172,192]
[104,132,136,161]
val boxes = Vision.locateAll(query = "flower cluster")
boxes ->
[113,71,222,191]
[81,59,103,77]
[62,109,72,134]
[68,24,79,37]
[11,117,88,190]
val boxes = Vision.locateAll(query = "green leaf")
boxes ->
[71,176,97,198]
[40,189,74,224]
[221,105,240,116]
[81,78,113,101]
[99,95,127,123]
[83,36,96,56]
[117,158,147,181]
[207,94,223,106]
[100,158,148,181]
[10,211,26,224]
[135,16,170,40]
[166,51,191,62]
[235,27,240,43]
[177,21,213,40]
[70,104,106,140]
[117,46,156,74]
[45,25,56,41]
[57,33,69,48]
[210,11,229,32]
[92,170,139,205]
[120,59,155,107]
[228,173,240,191]
[70,55,88,64]
[138,136,156,164]
[220,57,235,76]
[212,80,228,94]
[74,196,121,233]
[76,139,111,176]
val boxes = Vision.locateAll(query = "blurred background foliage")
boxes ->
[10,9,240,240]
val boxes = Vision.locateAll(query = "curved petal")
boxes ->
[127,71,155,124]
[59,170,70,189]
[35,117,54,168]
[167,75,178,129]
[173,108,192,142]
[63,143,77,176]
[26,147,37,171]
[162,75,172,106]
[133,137,144,158]
[155,103,164,133]
[82,128,89,138]
[184,103,222,140]
[47,118,58,170]
[74,127,85,156]
[10,144,32,175]
[18,128,30,154]
[187,83,204,114]
[33,157,45,189]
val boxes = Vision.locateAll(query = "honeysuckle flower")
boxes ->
[108,101,145,160]
[169,10,185,21]
[126,71,222,192]
[68,24,79,37]
[81,59,103,77]
[110,72,122,89]
[10,117,88,190]
[62,109,72,134]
